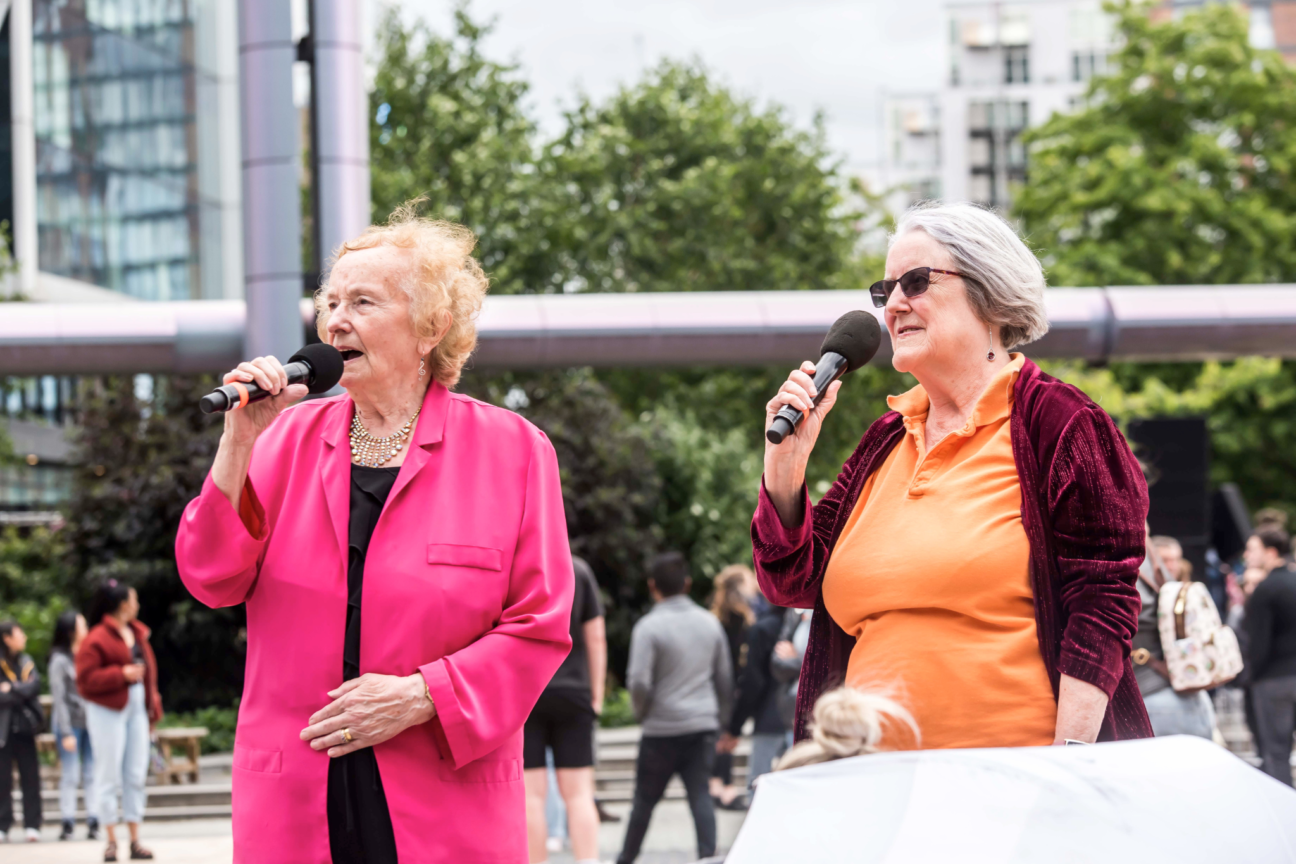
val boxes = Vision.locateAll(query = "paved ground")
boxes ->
[0,801,745,863]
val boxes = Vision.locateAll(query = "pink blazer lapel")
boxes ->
[387,382,451,508]
[318,399,353,570]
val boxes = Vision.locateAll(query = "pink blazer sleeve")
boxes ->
[419,434,575,768]
[175,415,291,608]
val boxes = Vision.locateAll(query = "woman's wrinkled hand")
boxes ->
[300,673,436,758]
[220,356,310,450]
[763,361,842,527]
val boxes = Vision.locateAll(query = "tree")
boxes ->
[63,376,243,711]
[536,61,868,295]
[1013,2,1296,524]
[1015,1,1296,287]
[368,5,553,293]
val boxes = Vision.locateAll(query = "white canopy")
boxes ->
[725,736,1296,863]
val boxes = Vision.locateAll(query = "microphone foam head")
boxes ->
[821,311,883,374]
[288,343,345,394]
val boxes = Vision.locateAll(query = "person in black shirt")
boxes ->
[524,556,606,864]
[1243,528,1296,786]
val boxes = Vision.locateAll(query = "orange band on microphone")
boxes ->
[231,382,250,409]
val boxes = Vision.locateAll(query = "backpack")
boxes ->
[770,610,809,729]
[1156,579,1243,693]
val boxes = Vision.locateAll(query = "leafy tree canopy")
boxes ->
[1016,0,1296,287]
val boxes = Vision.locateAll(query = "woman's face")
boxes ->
[882,230,989,379]
[117,589,140,624]
[324,246,438,396]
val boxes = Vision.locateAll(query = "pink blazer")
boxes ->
[176,382,574,863]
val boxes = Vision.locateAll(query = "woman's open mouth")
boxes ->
[896,326,924,338]
[339,349,363,362]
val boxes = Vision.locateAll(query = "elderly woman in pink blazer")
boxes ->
[176,205,574,863]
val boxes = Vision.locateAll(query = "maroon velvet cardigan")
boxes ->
[752,358,1154,743]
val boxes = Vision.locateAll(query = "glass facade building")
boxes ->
[30,0,235,300]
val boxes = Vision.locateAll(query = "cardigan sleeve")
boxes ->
[751,448,870,610]
[1046,406,1149,698]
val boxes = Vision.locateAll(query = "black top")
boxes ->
[328,465,401,864]
[544,557,604,697]
[727,602,790,737]
[1245,564,1296,681]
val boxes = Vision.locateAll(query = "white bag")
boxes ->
[1156,579,1243,692]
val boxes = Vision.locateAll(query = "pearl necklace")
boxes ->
[349,408,420,468]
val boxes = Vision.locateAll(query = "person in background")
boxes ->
[50,611,99,842]
[1242,528,1296,785]
[0,620,43,843]
[524,556,606,864]
[618,552,733,864]
[77,581,161,862]
[1149,536,1185,581]
[717,588,790,798]
[708,564,757,809]
[1132,530,1215,738]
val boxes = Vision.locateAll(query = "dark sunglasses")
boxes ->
[869,267,962,308]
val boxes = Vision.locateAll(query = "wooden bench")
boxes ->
[155,727,209,785]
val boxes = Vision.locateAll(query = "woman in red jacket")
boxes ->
[76,580,162,862]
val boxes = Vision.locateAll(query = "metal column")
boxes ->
[8,0,37,297]
[238,1,303,361]
[310,0,370,275]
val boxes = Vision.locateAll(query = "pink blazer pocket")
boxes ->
[233,746,282,774]
[434,756,521,784]
[426,543,501,571]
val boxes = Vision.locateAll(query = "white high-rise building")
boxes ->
[940,0,1116,211]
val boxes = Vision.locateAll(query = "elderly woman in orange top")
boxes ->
[753,201,1153,749]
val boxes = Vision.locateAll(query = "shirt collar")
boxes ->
[886,353,1025,430]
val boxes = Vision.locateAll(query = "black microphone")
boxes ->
[766,311,883,445]
[199,343,346,414]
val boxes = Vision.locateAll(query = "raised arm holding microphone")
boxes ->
[754,201,1153,751]
[175,202,574,864]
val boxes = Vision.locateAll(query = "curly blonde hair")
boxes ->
[774,687,919,771]
[315,200,489,388]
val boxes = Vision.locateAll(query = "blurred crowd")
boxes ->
[2,580,160,859]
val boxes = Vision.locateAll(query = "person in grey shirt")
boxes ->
[618,552,732,864]
[49,611,98,841]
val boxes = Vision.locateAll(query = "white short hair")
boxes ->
[892,202,1049,349]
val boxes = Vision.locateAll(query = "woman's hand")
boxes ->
[301,673,437,758]
[221,356,310,449]
[1052,674,1108,745]
[61,734,77,754]
[211,356,309,513]
[121,663,145,684]
[764,361,842,527]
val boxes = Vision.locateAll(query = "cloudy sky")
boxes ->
[386,0,949,172]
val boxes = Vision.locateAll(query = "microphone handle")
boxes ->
[766,353,847,445]
[199,360,312,414]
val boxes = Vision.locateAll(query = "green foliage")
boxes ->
[1048,358,1296,523]
[0,526,67,605]
[1016,1,1296,287]
[598,686,636,729]
[368,4,548,293]
[63,376,243,712]
[534,61,867,294]
[158,702,239,754]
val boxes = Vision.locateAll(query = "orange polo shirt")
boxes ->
[821,354,1057,750]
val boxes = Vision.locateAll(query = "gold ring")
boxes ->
[341,728,354,744]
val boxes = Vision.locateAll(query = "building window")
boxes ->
[1250,4,1276,50]
[967,100,1029,209]
[1004,46,1029,84]
[31,1,228,300]
[1073,50,1105,82]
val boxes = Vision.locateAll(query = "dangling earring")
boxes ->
[986,325,996,362]
[418,356,427,378]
